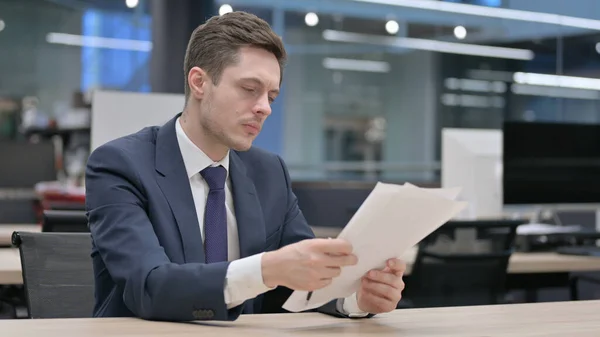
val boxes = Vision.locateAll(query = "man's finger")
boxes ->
[324,253,358,267]
[312,238,353,255]
[387,258,406,275]
[362,278,398,302]
[366,270,403,289]
[321,266,342,279]
[360,284,399,313]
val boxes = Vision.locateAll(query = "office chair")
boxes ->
[402,219,522,308]
[569,272,600,301]
[12,231,94,318]
[42,210,89,232]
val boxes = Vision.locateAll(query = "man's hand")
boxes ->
[261,238,358,291]
[356,258,406,314]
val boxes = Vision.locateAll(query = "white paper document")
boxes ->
[282,182,468,312]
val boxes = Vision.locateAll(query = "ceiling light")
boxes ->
[513,72,600,91]
[305,12,319,26]
[125,0,138,8]
[511,84,600,100]
[322,57,391,73]
[46,33,152,52]
[385,20,399,34]
[454,26,467,40]
[595,42,600,54]
[351,0,600,30]
[219,4,233,16]
[323,30,534,61]
[0,20,5,32]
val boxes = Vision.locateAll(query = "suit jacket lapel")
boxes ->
[229,152,266,259]
[154,114,205,263]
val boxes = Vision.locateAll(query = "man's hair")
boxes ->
[183,11,287,100]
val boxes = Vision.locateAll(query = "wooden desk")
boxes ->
[2,231,600,285]
[0,300,599,336]
[398,248,600,274]
[0,224,40,247]
[0,248,22,284]
[312,226,600,275]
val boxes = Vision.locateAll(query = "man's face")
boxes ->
[197,46,281,152]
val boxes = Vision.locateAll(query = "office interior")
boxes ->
[1,0,600,326]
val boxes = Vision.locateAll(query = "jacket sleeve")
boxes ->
[85,143,244,321]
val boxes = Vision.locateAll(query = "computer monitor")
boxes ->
[442,128,503,219]
[0,141,56,188]
[503,121,600,207]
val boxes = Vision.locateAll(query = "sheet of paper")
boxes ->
[283,182,468,312]
[404,182,462,201]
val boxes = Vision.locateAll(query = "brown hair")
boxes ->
[183,11,287,100]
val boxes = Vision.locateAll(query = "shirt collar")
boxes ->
[175,117,230,179]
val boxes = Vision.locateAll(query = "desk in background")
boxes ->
[0,300,598,336]
[0,224,39,247]
[312,226,600,301]
[0,249,21,284]
[3,239,600,286]
[0,225,40,285]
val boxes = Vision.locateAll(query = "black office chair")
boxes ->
[570,272,600,301]
[11,231,94,318]
[42,210,89,232]
[402,219,522,308]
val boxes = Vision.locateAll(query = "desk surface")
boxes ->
[1,300,599,336]
[0,248,22,284]
[0,224,39,246]
[3,225,600,285]
[311,226,600,274]
[3,245,600,285]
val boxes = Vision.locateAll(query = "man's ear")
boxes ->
[188,67,208,100]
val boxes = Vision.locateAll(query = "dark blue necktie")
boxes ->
[200,165,228,263]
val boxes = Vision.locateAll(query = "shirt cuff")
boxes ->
[223,253,274,309]
[339,292,369,317]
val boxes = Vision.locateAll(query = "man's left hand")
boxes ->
[356,258,406,314]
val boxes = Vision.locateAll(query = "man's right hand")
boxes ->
[261,238,358,291]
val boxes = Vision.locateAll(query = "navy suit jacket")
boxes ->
[85,114,347,321]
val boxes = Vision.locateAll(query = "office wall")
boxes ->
[381,51,438,182]
[90,90,185,150]
[0,0,81,114]
[282,26,438,181]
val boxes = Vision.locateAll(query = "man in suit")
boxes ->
[85,11,406,322]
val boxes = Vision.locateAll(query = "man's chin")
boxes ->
[230,139,253,152]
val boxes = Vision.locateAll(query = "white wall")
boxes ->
[90,90,184,150]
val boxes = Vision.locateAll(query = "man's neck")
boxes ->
[179,112,228,162]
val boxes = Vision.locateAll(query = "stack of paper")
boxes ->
[283,182,467,312]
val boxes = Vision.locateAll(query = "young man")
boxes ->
[85,11,405,322]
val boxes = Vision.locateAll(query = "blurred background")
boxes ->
[3,0,600,185]
[3,0,600,221]
[3,0,600,319]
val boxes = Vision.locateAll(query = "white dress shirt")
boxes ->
[175,118,367,316]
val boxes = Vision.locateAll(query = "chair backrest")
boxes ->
[42,210,89,232]
[405,219,522,308]
[12,231,94,318]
